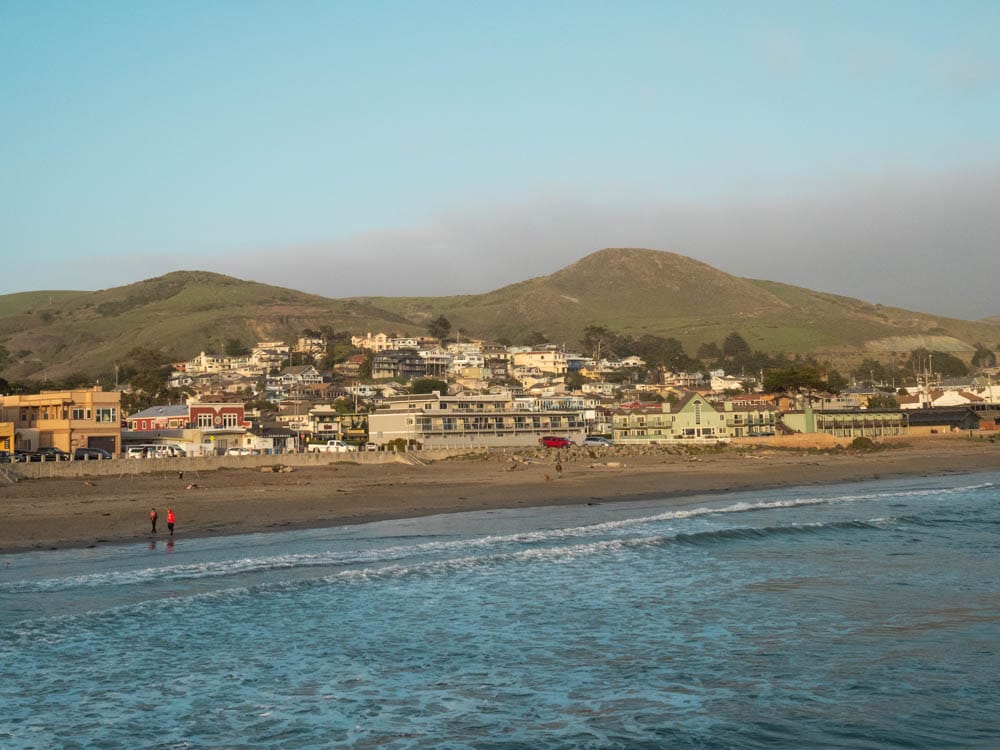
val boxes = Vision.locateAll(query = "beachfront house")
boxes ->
[780,404,907,439]
[123,401,250,455]
[0,387,122,455]
[611,392,730,445]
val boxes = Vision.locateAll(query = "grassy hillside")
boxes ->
[2,250,998,381]
[0,271,414,380]
[355,248,1000,360]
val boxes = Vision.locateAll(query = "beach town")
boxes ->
[1,331,997,553]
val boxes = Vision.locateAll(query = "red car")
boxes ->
[539,435,574,448]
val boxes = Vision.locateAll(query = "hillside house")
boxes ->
[351,332,393,352]
[372,349,426,381]
[511,348,568,375]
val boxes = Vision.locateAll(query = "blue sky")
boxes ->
[2,1,998,318]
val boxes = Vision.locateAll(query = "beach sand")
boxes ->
[1,438,997,554]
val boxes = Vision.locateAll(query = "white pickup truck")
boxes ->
[308,440,358,453]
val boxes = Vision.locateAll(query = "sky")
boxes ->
[2,1,998,319]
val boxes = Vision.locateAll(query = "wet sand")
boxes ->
[1,438,997,553]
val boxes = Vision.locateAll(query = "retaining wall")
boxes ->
[4,448,482,481]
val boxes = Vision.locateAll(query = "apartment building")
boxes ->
[612,392,729,444]
[0,387,122,454]
[367,391,586,448]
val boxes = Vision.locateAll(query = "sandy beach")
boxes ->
[1,438,997,554]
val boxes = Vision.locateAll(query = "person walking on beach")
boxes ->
[166,508,176,536]
[150,507,158,534]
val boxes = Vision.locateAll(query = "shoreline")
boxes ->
[2,438,997,555]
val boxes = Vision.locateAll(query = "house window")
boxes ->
[198,414,213,428]
[223,413,239,428]
[71,408,91,420]
[95,407,117,424]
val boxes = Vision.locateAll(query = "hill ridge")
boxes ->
[0,248,997,380]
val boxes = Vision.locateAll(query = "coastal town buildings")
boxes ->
[367,391,586,448]
[0,387,122,455]
[611,392,729,444]
[123,400,250,455]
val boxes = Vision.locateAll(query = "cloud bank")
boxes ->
[32,165,1000,321]
[215,166,1000,321]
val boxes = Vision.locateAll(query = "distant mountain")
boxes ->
[1,250,998,381]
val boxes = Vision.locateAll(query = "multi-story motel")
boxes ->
[612,392,731,444]
[0,387,122,455]
[611,393,778,444]
[780,405,907,439]
[367,392,586,448]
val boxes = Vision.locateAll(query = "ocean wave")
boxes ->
[4,482,963,595]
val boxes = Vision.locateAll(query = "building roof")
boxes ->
[128,404,189,419]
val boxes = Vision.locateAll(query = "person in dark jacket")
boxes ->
[150,508,158,534]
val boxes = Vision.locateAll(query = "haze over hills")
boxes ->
[0,249,997,381]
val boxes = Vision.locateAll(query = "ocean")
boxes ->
[1,472,998,749]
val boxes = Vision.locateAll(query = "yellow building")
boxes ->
[0,421,13,452]
[0,387,122,454]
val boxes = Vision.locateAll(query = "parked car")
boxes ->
[582,436,615,447]
[125,444,186,459]
[37,447,71,462]
[226,447,253,456]
[308,440,358,453]
[539,436,574,448]
[364,442,379,451]
[74,447,113,460]
[14,450,41,462]
[0,450,11,463]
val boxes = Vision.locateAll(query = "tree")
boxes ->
[224,338,251,357]
[763,365,828,393]
[852,358,892,385]
[581,325,615,359]
[971,343,997,369]
[411,378,448,394]
[722,332,751,361]
[359,352,373,380]
[427,315,452,341]
[867,394,899,409]
[906,348,968,378]
[524,331,548,347]
[825,369,848,394]
[696,342,722,365]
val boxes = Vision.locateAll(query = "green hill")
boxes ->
[0,271,411,381]
[353,248,1000,359]
[1,249,998,381]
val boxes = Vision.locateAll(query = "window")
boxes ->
[223,413,239,428]
[95,407,117,424]
[71,408,92,421]
[198,414,213,428]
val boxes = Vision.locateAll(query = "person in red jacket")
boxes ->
[150,508,158,534]
[166,508,176,536]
